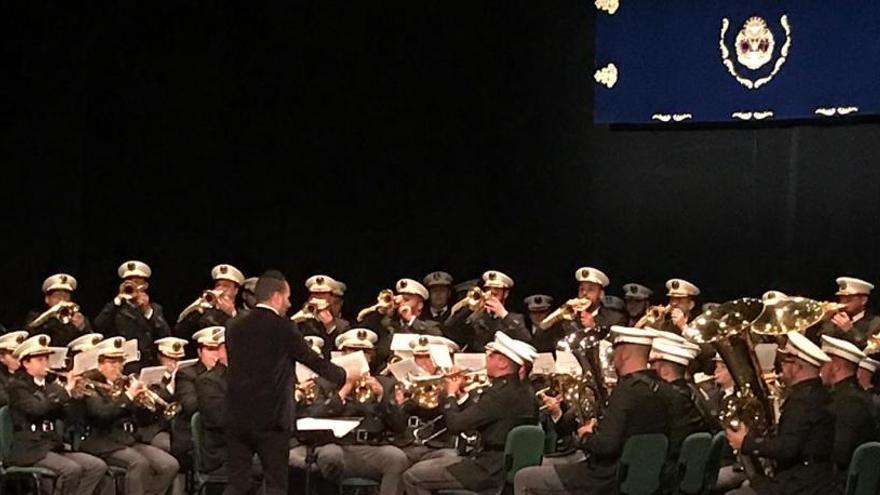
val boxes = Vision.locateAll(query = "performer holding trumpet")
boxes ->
[810,276,880,349]
[94,261,171,373]
[444,270,529,352]
[174,264,245,355]
[537,267,625,346]
[25,273,92,347]
[79,337,180,495]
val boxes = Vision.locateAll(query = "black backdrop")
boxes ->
[3,1,880,326]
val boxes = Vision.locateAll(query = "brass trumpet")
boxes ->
[353,376,377,403]
[177,289,225,323]
[634,304,671,329]
[291,299,329,323]
[539,298,591,330]
[116,375,182,419]
[295,378,318,404]
[450,287,494,316]
[356,289,397,322]
[118,281,146,300]
[28,302,81,329]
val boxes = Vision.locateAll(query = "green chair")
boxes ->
[190,412,228,495]
[845,441,880,495]
[0,405,58,493]
[674,432,712,495]
[701,431,726,493]
[617,433,668,495]
[437,424,546,495]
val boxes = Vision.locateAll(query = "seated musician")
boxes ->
[133,337,188,453]
[170,326,223,472]
[403,331,538,495]
[392,335,461,463]
[725,332,836,495]
[514,326,669,495]
[193,328,229,474]
[288,336,346,489]
[79,337,179,495]
[25,273,92,347]
[326,328,410,495]
[444,270,530,352]
[7,335,107,495]
[360,278,443,369]
[174,264,244,356]
[0,331,29,407]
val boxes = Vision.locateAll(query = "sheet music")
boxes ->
[429,344,453,369]
[47,347,69,370]
[297,418,363,438]
[72,347,99,375]
[555,350,583,375]
[532,353,556,375]
[123,339,140,364]
[177,358,199,370]
[387,358,428,382]
[296,363,318,383]
[138,365,167,387]
[453,353,486,371]
[390,333,420,352]
[331,351,370,376]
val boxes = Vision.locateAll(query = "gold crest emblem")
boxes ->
[735,17,775,70]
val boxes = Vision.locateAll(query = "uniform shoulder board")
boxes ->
[630,373,660,392]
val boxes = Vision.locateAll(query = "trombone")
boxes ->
[28,302,81,329]
[539,298,591,330]
[356,289,398,322]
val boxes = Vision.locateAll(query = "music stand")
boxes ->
[294,428,336,495]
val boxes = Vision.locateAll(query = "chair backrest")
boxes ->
[617,433,668,495]
[0,406,12,461]
[845,442,880,495]
[190,412,205,473]
[503,425,545,484]
[676,432,712,494]
[702,431,726,491]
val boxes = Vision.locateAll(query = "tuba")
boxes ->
[683,297,833,478]
[539,298,592,330]
[555,325,610,419]
[356,289,397,322]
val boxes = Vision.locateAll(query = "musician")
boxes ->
[444,270,530,352]
[174,264,245,356]
[403,331,538,495]
[622,283,653,327]
[658,278,700,335]
[423,271,454,323]
[810,277,880,349]
[453,279,479,300]
[725,332,836,495]
[329,279,350,324]
[523,295,554,351]
[224,271,348,495]
[649,338,716,490]
[134,337,187,454]
[712,352,747,493]
[80,337,179,495]
[514,326,669,495]
[25,273,92,346]
[94,260,171,373]
[819,336,878,488]
[170,326,222,471]
[6,335,107,495]
[240,277,258,312]
[194,330,228,474]
[857,357,880,392]
[363,278,443,369]
[393,335,461,463]
[67,333,104,361]
[327,328,409,495]
[298,275,351,348]
[0,331,28,407]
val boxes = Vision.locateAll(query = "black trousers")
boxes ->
[223,426,289,495]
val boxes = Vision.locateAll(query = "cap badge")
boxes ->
[672,280,680,289]
[172,342,182,352]
[357,330,367,340]
[38,336,48,346]
[127,262,136,271]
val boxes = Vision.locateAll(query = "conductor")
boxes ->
[224,270,349,495]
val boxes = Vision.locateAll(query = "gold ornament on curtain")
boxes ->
[594,63,618,88]
[720,15,792,90]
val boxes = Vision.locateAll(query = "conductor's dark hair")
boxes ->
[255,270,288,302]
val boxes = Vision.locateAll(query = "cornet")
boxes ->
[450,287,494,316]
[177,289,226,323]
[634,304,671,329]
[356,289,397,322]
[28,302,81,329]
[539,298,591,330]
